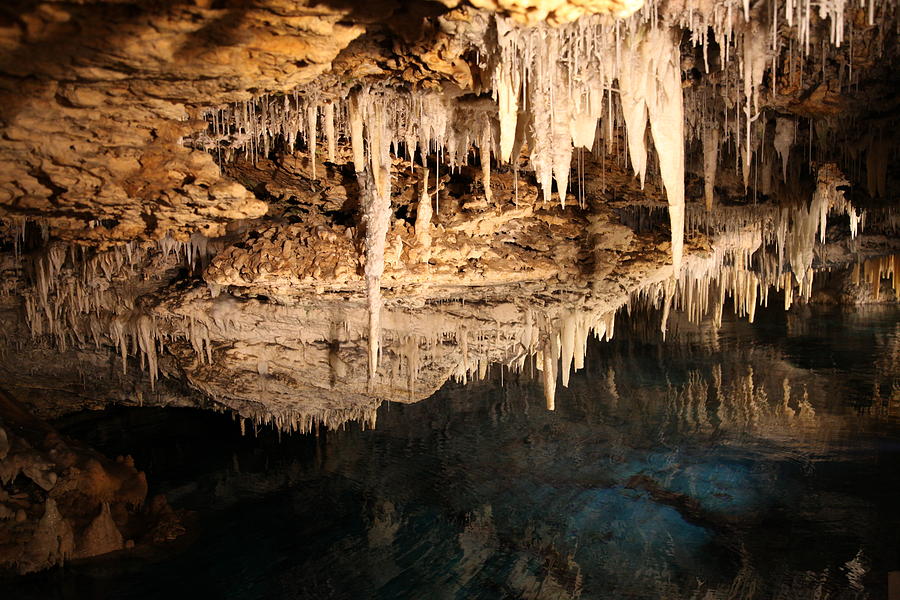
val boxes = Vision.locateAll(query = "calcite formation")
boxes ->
[0,0,898,570]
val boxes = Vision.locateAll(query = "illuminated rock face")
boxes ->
[0,2,898,432]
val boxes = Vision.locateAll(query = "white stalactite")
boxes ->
[308,104,318,179]
[619,28,686,271]
[349,91,365,174]
[415,168,433,260]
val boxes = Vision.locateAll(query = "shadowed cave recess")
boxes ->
[0,0,899,597]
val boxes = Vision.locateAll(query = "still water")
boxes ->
[7,304,900,599]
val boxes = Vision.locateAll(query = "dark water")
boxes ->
[6,305,900,600]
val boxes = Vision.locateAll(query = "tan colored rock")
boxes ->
[23,499,75,573]
[23,462,58,492]
[76,503,125,559]
[0,1,364,244]
[468,0,644,22]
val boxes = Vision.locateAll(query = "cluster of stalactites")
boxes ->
[853,254,900,301]
[22,243,136,342]
[14,235,219,390]
[196,16,690,268]
[783,163,860,290]
[488,16,687,267]
[157,232,216,273]
[226,402,380,436]
[424,202,865,411]
[530,309,618,410]
[16,242,165,388]
[664,365,817,437]
[645,250,807,334]
[192,0,898,272]
[638,167,861,338]
[434,306,618,411]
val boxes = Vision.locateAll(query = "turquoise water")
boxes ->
[6,305,900,599]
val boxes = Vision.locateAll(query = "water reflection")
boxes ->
[6,304,900,600]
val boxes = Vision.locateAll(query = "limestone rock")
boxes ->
[76,503,125,559]
[469,0,645,22]
[23,499,75,573]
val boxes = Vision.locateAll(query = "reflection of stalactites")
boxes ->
[135,315,159,389]
[229,401,380,436]
[797,385,816,422]
[780,377,795,422]
[367,500,400,549]
[671,370,711,433]
[541,332,559,411]
[328,340,348,389]
[660,277,676,340]
[560,312,576,388]
[714,276,726,329]
[713,363,726,426]
[398,335,421,396]
[783,272,794,310]
[457,505,498,584]
[607,366,620,410]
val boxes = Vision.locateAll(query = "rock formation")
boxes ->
[0,388,184,574]
[0,2,898,571]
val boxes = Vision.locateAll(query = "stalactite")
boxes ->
[354,94,394,384]
[560,311,576,387]
[324,101,336,164]
[415,168,433,260]
[494,18,521,163]
[480,121,493,204]
[861,254,900,300]
[349,90,365,174]
[617,43,650,189]
[773,117,795,181]
[702,127,720,211]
